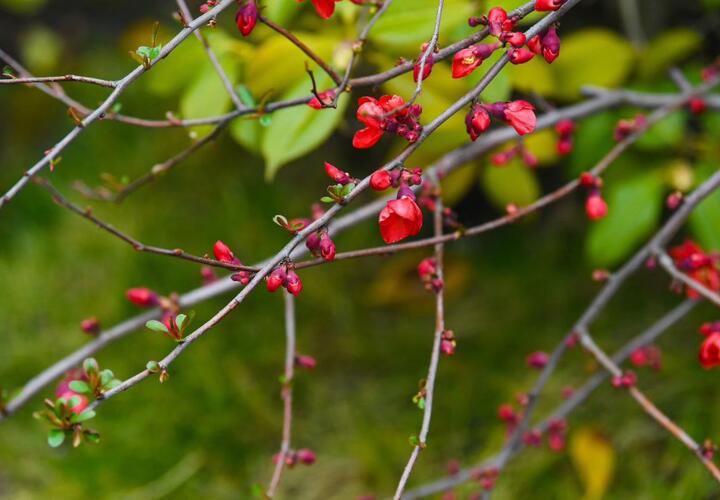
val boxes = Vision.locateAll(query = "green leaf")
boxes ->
[175,314,187,331]
[370,0,471,52]
[689,163,720,251]
[417,397,425,410]
[83,429,100,444]
[68,380,91,394]
[480,159,541,211]
[550,29,635,100]
[48,429,65,448]
[634,111,687,152]
[68,396,81,408]
[70,410,96,424]
[261,74,349,180]
[82,357,99,375]
[638,29,703,80]
[409,435,420,446]
[320,196,335,203]
[99,369,115,386]
[146,320,169,333]
[587,172,664,267]
[507,56,556,96]
[568,112,618,177]
[104,379,121,390]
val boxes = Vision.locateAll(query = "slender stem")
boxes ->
[0,75,116,88]
[578,326,720,482]
[259,15,341,85]
[655,249,720,307]
[176,0,245,111]
[267,291,297,498]
[402,300,698,499]
[394,194,446,499]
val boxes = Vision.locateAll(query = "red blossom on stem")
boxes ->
[535,0,566,11]
[378,195,423,244]
[126,287,159,307]
[451,44,499,79]
[465,104,491,141]
[308,89,337,109]
[353,95,423,148]
[670,240,720,299]
[80,317,100,335]
[700,333,720,369]
[585,191,608,220]
[235,1,258,37]
[370,170,392,191]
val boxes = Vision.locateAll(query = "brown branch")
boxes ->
[0,74,116,88]
[267,291,297,497]
[34,177,256,272]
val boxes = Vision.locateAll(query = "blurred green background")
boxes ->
[2,0,720,498]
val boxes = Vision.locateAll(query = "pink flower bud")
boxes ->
[526,351,549,369]
[295,354,317,369]
[487,7,507,36]
[306,232,321,254]
[201,266,218,285]
[286,270,303,296]
[666,191,683,210]
[441,339,456,356]
[497,404,517,423]
[417,257,437,279]
[324,162,352,185]
[231,271,251,285]
[527,34,542,54]
[413,51,434,82]
[297,448,316,465]
[319,233,336,261]
[235,0,258,37]
[508,47,535,65]
[58,391,89,415]
[555,119,575,136]
[308,89,336,109]
[126,288,159,307]
[585,192,608,220]
[689,97,707,114]
[535,0,566,11]
[541,27,560,63]
[80,317,100,335]
[465,104,491,141]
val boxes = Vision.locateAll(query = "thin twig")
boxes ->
[578,326,720,482]
[267,291,297,498]
[654,249,720,307]
[394,193,446,499]
[0,74,116,88]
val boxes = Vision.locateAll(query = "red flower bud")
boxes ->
[465,104,491,141]
[527,34,542,54]
[266,268,287,293]
[413,50,435,82]
[689,97,707,114]
[579,172,597,188]
[700,332,720,369]
[324,162,352,184]
[378,197,423,244]
[535,0,566,11]
[441,339,456,356]
[370,170,392,191]
[630,348,648,367]
[555,119,575,136]
[201,266,218,285]
[503,32,527,48]
[319,233,336,261]
[666,191,683,210]
[231,271,251,285]
[80,317,100,335]
[235,1,258,36]
[308,89,336,109]
[213,240,236,263]
[523,429,542,447]
[508,47,535,65]
[297,448,316,465]
[310,0,335,18]
[497,404,518,423]
[541,27,560,63]
[557,136,573,155]
[306,232,321,254]
[417,257,437,279]
[286,270,303,296]
[585,192,608,220]
[502,100,536,135]
[126,288,159,307]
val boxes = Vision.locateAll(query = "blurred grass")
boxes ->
[2,1,720,498]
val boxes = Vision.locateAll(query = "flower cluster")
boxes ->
[611,370,637,388]
[266,265,303,296]
[579,172,608,221]
[306,230,336,261]
[555,119,575,155]
[273,448,316,466]
[613,114,647,142]
[214,240,252,284]
[629,345,662,371]
[369,167,424,244]
[417,257,443,292]
[670,240,720,299]
[527,25,561,64]
[353,95,423,148]
[465,100,537,140]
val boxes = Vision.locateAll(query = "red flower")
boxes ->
[452,44,498,79]
[556,119,575,136]
[310,0,336,18]
[502,100,536,135]
[585,192,608,220]
[308,89,337,109]
[535,0,566,11]
[670,240,720,299]
[378,197,423,244]
[353,95,422,148]
[700,332,720,369]
[370,170,392,191]
[213,240,236,263]
[465,104,491,141]
[126,287,159,307]
[487,7,507,36]
[503,32,527,48]
[235,1,258,36]
[417,257,437,279]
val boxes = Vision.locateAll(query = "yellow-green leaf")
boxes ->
[638,29,703,79]
[480,159,540,210]
[508,56,556,96]
[570,427,615,500]
[551,29,635,100]
[260,74,348,180]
